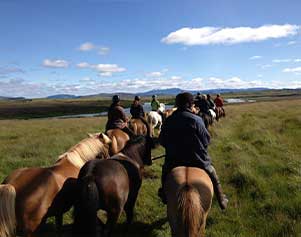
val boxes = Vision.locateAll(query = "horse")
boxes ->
[209,109,216,120]
[164,166,214,237]
[73,124,153,237]
[128,118,148,136]
[0,133,112,237]
[147,103,165,136]
[198,112,213,129]
[106,128,131,155]
[215,107,225,121]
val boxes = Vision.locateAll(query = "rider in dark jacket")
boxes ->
[130,96,145,118]
[207,94,215,110]
[158,92,228,210]
[106,95,135,137]
[195,94,210,115]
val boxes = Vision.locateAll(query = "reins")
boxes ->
[151,154,165,161]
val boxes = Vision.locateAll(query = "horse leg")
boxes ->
[104,209,122,237]
[55,214,63,234]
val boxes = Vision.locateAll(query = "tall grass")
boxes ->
[0,99,300,236]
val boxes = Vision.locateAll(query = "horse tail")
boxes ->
[177,184,203,237]
[73,175,99,235]
[0,184,16,237]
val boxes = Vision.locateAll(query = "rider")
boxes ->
[195,94,210,115]
[151,95,164,119]
[158,92,228,210]
[207,94,215,110]
[130,95,149,127]
[130,95,145,118]
[214,94,225,114]
[105,95,135,138]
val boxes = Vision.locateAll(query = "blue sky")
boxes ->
[1,0,301,98]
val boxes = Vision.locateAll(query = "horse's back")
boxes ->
[106,129,130,154]
[79,159,131,209]
[129,118,147,135]
[165,166,213,208]
[165,167,213,236]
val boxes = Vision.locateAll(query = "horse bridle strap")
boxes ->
[151,154,165,161]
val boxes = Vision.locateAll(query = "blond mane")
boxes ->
[57,134,110,168]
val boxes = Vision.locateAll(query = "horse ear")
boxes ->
[99,133,112,144]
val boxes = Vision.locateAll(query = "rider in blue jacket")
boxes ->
[158,92,228,210]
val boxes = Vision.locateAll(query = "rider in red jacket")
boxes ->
[214,94,224,107]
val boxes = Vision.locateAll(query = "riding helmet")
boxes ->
[135,95,141,101]
[112,94,120,103]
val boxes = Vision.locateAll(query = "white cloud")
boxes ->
[288,41,297,45]
[283,67,301,73]
[260,64,273,69]
[78,42,110,55]
[3,75,301,98]
[77,62,126,76]
[162,24,300,46]
[170,76,182,80]
[76,62,91,68]
[78,42,96,51]
[146,71,164,78]
[250,56,262,60]
[43,59,69,68]
[273,59,291,63]
[257,74,263,78]
[0,66,25,76]
[294,59,301,62]
[98,47,110,55]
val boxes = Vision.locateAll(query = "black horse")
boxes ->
[73,131,153,237]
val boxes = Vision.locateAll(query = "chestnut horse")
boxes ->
[0,133,112,237]
[128,118,148,136]
[164,166,213,237]
[73,126,153,237]
[106,128,131,155]
[215,107,225,121]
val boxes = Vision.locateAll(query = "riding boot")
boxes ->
[205,165,228,210]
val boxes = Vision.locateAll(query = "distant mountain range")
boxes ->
[1,87,297,100]
[0,96,26,100]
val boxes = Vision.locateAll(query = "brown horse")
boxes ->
[128,118,148,136]
[215,107,225,121]
[106,128,131,155]
[73,126,153,237]
[0,133,112,237]
[164,166,213,237]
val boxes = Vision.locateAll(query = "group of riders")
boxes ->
[105,92,228,211]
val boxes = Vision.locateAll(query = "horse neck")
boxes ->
[57,137,109,169]
[121,139,146,168]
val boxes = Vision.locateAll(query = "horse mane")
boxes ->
[56,135,109,168]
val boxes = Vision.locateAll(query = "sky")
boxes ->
[1,0,301,98]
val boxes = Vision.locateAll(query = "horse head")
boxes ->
[159,103,165,112]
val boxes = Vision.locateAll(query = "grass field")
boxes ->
[0,99,300,236]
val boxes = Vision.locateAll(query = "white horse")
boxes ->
[147,103,165,137]
[209,109,216,119]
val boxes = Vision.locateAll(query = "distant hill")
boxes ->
[0,96,26,100]
[1,87,289,100]
[46,94,79,99]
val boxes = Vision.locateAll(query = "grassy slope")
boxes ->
[0,99,300,236]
